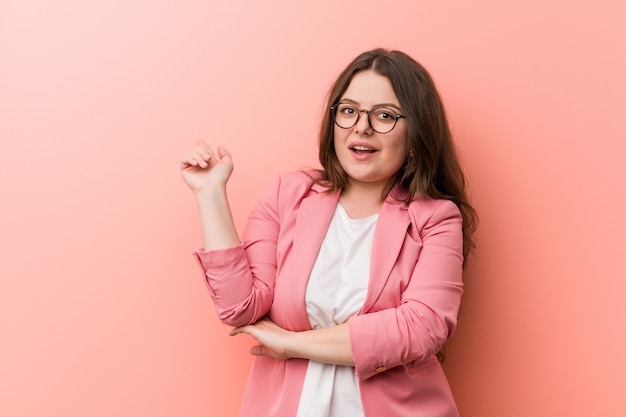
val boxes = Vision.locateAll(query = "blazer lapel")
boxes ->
[361,198,410,313]
[290,185,340,328]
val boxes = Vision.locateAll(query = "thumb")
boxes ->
[250,345,269,356]
[216,145,232,161]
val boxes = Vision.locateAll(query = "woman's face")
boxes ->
[333,71,408,191]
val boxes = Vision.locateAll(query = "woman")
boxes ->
[181,49,477,417]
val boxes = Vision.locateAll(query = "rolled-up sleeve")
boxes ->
[192,175,283,327]
[349,200,464,380]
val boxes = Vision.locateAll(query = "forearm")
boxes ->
[195,186,240,250]
[288,323,354,366]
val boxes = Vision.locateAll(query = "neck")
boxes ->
[339,181,388,218]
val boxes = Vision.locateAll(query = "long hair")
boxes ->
[316,48,477,265]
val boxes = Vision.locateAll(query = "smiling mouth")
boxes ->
[351,145,376,153]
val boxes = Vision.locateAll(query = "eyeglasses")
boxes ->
[330,102,406,134]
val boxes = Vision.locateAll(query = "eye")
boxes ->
[372,108,397,122]
[338,104,358,116]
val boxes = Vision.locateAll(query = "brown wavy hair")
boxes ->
[316,48,477,265]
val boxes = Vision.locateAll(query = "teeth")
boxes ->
[352,145,374,151]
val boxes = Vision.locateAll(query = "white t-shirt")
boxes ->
[295,204,378,417]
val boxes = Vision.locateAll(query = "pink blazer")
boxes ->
[194,171,464,417]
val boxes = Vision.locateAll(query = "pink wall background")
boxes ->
[1,1,625,416]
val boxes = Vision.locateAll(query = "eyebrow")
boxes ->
[339,98,403,112]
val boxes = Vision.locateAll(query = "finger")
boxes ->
[194,139,214,162]
[229,325,247,336]
[191,151,209,168]
[250,345,269,356]
[180,154,200,169]
[195,138,211,155]
[181,139,211,168]
[195,138,211,148]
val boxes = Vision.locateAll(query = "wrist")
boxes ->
[284,330,304,360]
[195,184,228,202]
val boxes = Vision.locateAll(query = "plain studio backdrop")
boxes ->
[1,1,625,416]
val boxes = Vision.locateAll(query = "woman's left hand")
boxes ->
[229,317,295,360]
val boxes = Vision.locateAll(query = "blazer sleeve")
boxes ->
[192,175,283,327]
[348,199,464,380]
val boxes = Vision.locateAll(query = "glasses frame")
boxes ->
[330,102,406,134]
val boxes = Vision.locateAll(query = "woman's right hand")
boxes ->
[180,139,234,193]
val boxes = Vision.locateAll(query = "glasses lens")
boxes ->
[332,104,401,133]
[334,103,358,129]
[370,108,398,134]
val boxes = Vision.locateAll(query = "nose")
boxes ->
[354,110,373,134]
